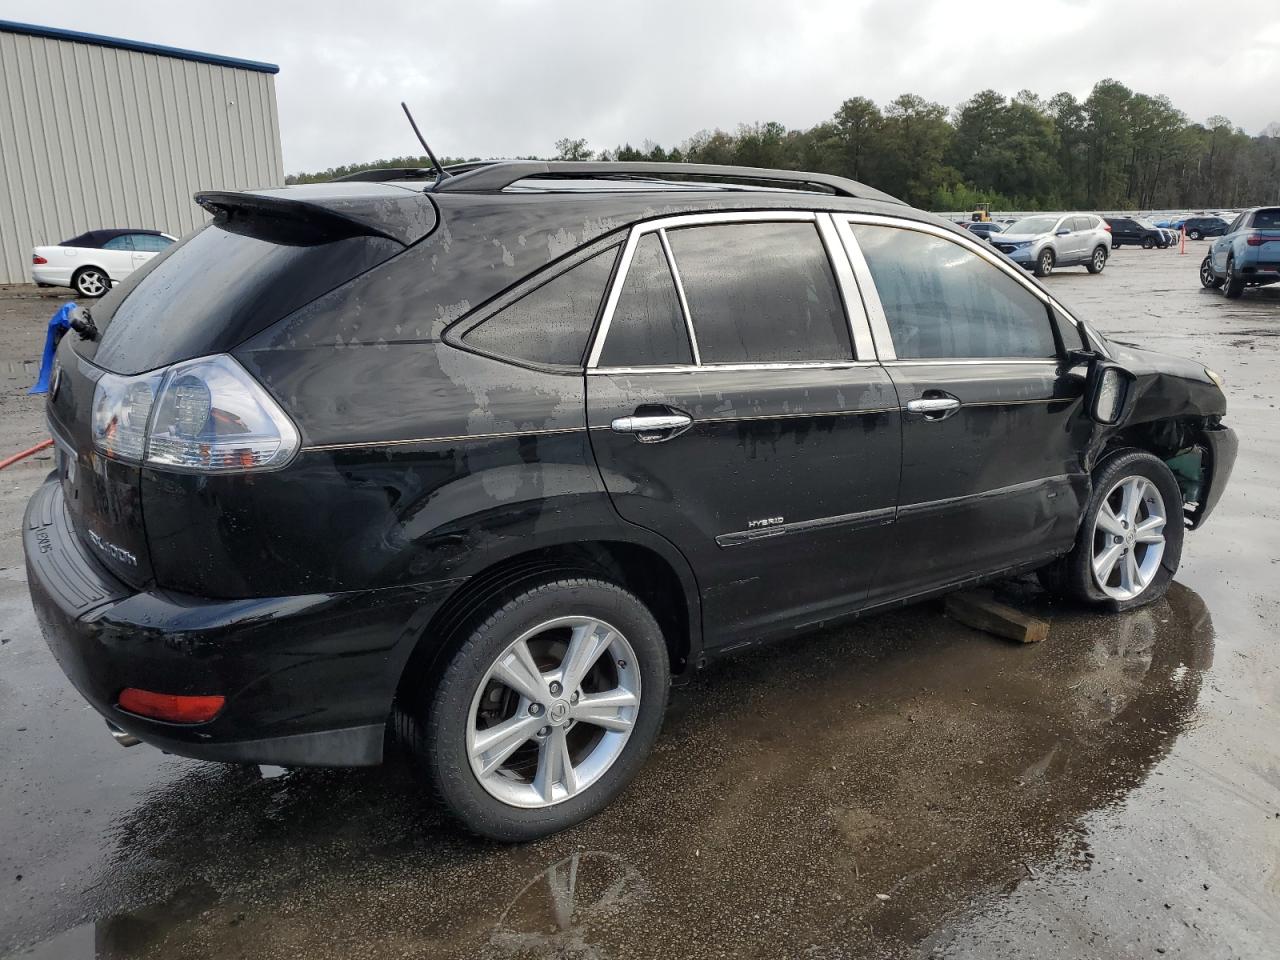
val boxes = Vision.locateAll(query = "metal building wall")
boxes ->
[0,28,284,283]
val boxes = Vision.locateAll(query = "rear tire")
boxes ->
[1034,248,1055,277]
[408,576,670,841]
[1189,229,1202,240]
[72,267,109,298]
[1086,246,1108,274]
[1039,450,1183,612]
[1223,256,1245,298]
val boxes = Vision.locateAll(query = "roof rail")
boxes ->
[330,161,498,184]
[430,161,903,204]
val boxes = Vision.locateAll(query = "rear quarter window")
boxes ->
[461,245,620,367]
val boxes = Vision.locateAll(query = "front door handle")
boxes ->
[611,411,693,443]
[906,395,961,421]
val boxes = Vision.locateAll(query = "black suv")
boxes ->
[24,162,1237,840]
[1105,217,1169,249]
[1183,216,1230,240]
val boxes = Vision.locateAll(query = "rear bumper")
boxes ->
[30,265,73,286]
[23,477,458,766]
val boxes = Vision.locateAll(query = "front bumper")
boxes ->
[23,477,456,766]
[1191,423,1238,529]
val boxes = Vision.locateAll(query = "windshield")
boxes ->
[1006,216,1059,235]
[1136,218,1158,229]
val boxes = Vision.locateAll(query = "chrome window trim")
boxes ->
[816,213,876,360]
[835,213,1110,360]
[832,216,896,361]
[882,358,1060,367]
[589,360,881,376]
[657,228,701,364]
[588,209,855,370]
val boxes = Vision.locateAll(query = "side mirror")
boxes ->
[1086,361,1136,425]
[1056,228,1071,236]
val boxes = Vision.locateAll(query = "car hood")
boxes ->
[1105,340,1226,420]
[993,232,1047,243]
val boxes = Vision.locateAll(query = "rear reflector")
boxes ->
[32,255,47,264]
[118,688,225,723]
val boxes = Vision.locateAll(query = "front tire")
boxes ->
[1189,229,1202,240]
[1034,248,1055,277]
[1086,246,1108,274]
[1200,256,1224,289]
[1223,256,1245,298]
[412,576,669,841]
[1039,450,1183,612]
[1142,236,1155,249]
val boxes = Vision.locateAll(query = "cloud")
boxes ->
[3,0,1277,173]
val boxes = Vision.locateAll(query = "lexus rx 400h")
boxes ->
[25,162,1236,840]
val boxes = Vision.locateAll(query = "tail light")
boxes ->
[32,254,48,264]
[91,354,299,472]
[1102,223,1112,232]
[1246,234,1268,246]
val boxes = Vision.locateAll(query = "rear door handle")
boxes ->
[906,396,961,421]
[611,411,693,443]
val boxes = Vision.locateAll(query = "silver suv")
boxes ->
[991,214,1113,277]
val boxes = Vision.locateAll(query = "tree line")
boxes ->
[287,80,1280,212]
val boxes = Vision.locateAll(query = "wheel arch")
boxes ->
[1096,415,1221,528]
[393,533,702,712]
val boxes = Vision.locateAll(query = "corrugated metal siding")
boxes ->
[0,29,283,284]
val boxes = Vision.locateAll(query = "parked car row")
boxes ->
[31,229,176,297]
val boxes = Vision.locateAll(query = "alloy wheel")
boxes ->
[1091,476,1166,601]
[1200,258,1214,287]
[76,270,107,297]
[467,616,641,809]
[1092,249,1106,272]
[1038,251,1053,275]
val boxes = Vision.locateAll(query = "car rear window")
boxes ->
[1255,209,1280,229]
[462,245,619,367]
[665,221,852,363]
[82,223,403,375]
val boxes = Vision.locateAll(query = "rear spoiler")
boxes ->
[195,183,438,246]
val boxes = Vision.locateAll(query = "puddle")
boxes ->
[4,582,1218,959]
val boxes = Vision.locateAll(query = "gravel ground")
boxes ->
[0,249,1277,960]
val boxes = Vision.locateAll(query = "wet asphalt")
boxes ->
[0,248,1277,959]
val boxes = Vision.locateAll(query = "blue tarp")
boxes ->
[28,302,76,395]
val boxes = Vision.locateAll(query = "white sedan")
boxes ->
[31,229,176,298]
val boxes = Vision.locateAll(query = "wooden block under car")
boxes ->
[944,589,1049,644]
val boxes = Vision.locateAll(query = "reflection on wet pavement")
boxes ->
[6,581,1216,960]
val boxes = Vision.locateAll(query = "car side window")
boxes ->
[130,234,172,253]
[462,245,619,367]
[102,235,134,251]
[664,221,852,363]
[849,223,1058,360]
[1070,216,1091,232]
[598,234,692,367]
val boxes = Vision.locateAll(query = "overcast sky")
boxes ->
[4,0,1279,174]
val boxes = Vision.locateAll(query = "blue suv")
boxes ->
[1199,207,1280,298]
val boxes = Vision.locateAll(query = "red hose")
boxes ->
[0,439,54,471]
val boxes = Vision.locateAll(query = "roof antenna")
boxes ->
[401,101,450,182]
